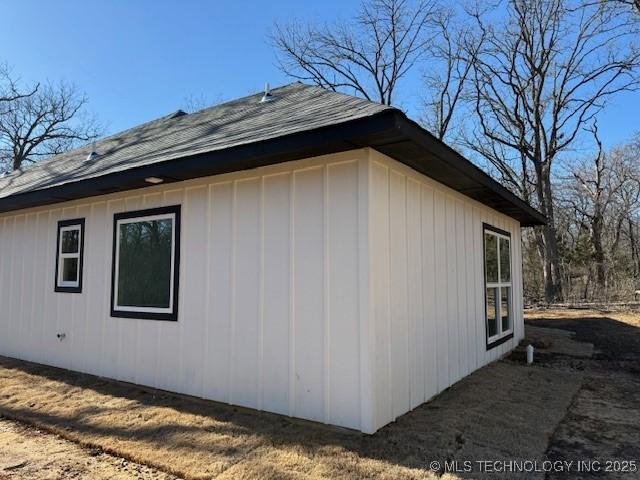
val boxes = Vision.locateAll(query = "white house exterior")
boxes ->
[0,84,542,433]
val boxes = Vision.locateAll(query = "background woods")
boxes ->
[548,133,640,302]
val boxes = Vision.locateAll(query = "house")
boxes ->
[0,83,544,434]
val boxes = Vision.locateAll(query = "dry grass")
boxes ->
[0,417,174,480]
[525,307,640,327]
[0,352,583,480]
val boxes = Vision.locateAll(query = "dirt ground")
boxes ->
[524,309,640,479]
[0,309,637,479]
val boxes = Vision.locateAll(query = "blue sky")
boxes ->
[2,0,637,149]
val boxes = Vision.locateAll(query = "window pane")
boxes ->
[62,257,78,282]
[117,218,173,309]
[501,287,511,332]
[61,229,80,254]
[500,237,511,282]
[486,287,498,338]
[484,233,498,283]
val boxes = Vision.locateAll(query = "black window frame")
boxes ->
[55,218,85,293]
[110,205,181,322]
[482,223,514,350]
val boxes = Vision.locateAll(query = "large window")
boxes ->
[55,219,85,293]
[111,206,180,321]
[483,224,513,349]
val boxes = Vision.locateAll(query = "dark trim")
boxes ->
[54,218,85,293]
[482,226,489,349]
[393,114,546,226]
[0,110,545,226]
[483,222,511,238]
[487,332,514,350]
[110,205,181,322]
[483,223,514,351]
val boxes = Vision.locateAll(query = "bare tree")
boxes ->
[272,0,438,105]
[0,64,37,112]
[558,129,640,301]
[607,0,640,14]
[566,124,619,291]
[465,0,640,302]
[0,75,102,172]
[611,135,640,280]
[180,93,225,113]
[421,8,484,141]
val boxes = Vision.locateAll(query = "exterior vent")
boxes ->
[170,110,188,119]
[86,141,98,161]
[260,83,273,103]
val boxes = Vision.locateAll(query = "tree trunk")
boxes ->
[591,207,606,292]
[541,224,563,302]
[629,217,640,279]
[539,166,563,303]
[583,272,591,301]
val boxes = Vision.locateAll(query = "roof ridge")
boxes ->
[184,82,305,116]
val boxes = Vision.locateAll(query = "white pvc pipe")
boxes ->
[526,344,534,364]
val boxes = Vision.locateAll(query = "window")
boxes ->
[111,206,180,321]
[483,224,513,349]
[55,219,85,293]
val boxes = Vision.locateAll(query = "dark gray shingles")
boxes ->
[0,83,391,199]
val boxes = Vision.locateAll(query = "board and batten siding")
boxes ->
[0,151,370,431]
[368,150,524,432]
[0,147,524,433]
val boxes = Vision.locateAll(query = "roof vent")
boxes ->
[86,141,98,161]
[260,83,273,103]
[170,110,188,119]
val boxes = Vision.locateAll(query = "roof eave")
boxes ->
[0,109,545,226]
[0,111,399,214]
[385,111,546,226]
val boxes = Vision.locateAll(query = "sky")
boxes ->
[1,0,638,150]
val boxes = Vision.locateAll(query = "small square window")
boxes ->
[486,287,498,338]
[499,237,511,282]
[62,257,79,282]
[55,219,85,293]
[61,229,80,254]
[501,287,511,332]
[484,233,499,283]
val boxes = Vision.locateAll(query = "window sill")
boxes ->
[55,285,82,294]
[111,309,178,322]
[486,331,514,351]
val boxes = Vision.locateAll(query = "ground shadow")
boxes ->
[0,332,584,479]
[525,315,640,371]
[525,313,640,478]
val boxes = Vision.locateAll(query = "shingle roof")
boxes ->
[0,83,390,199]
[0,82,544,225]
